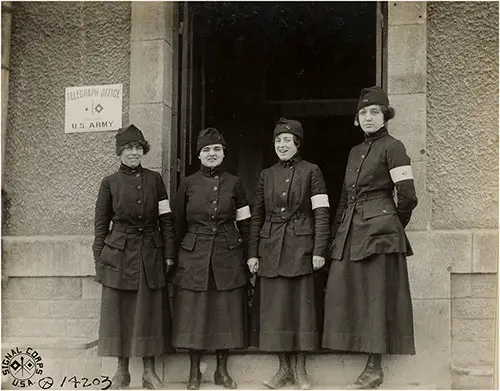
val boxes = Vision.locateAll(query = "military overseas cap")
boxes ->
[196,127,227,154]
[273,118,304,142]
[115,124,147,153]
[357,86,390,112]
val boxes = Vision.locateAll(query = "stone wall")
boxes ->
[4,2,131,236]
[427,2,499,389]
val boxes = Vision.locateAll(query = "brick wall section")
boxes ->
[451,273,496,389]
[1,277,101,341]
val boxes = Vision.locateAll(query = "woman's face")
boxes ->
[120,143,144,168]
[358,104,385,134]
[274,133,298,161]
[199,143,225,167]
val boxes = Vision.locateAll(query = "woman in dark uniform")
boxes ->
[93,124,175,389]
[322,87,418,389]
[247,118,330,390]
[172,127,251,390]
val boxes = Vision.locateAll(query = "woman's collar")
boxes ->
[199,164,222,177]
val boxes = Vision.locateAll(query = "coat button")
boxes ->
[281,216,286,219]
[382,209,387,213]
[356,169,359,173]
[281,192,287,197]
[280,207,286,212]
[138,215,142,219]
[214,175,219,179]
[351,196,355,200]
[238,238,242,242]
[213,186,218,191]
[212,227,217,232]
[214,206,218,211]
[361,155,365,159]
[138,227,143,231]
[212,200,218,205]
[137,200,142,204]
[352,184,355,188]
[136,173,141,177]
[137,185,141,189]
[285,179,290,183]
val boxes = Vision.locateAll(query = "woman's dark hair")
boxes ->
[293,135,301,149]
[116,140,151,156]
[354,105,395,126]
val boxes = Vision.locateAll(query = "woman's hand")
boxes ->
[312,255,325,271]
[164,258,174,275]
[247,257,259,274]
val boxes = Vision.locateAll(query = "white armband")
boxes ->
[158,199,172,215]
[311,194,330,209]
[389,165,414,183]
[236,205,251,221]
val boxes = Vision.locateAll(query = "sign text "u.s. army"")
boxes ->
[64,84,122,133]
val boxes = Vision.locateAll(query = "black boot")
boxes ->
[347,353,384,389]
[142,356,164,390]
[214,350,237,389]
[187,350,202,390]
[110,357,131,390]
[263,353,293,389]
[294,353,311,390]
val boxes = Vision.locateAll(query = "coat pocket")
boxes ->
[259,222,271,239]
[294,217,314,236]
[225,229,243,250]
[181,232,196,251]
[363,198,397,220]
[152,231,164,248]
[103,231,127,250]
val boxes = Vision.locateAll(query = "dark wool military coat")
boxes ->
[172,165,251,291]
[330,128,418,261]
[248,156,330,277]
[93,164,176,290]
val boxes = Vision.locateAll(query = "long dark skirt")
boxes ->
[171,267,247,350]
[98,260,172,357]
[251,274,319,352]
[322,233,415,354]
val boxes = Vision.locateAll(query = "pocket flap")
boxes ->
[259,222,271,239]
[225,230,243,250]
[363,198,397,220]
[104,231,127,250]
[294,217,314,236]
[181,232,196,251]
[153,231,164,248]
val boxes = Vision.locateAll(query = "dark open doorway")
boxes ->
[171,1,386,346]
[173,2,384,213]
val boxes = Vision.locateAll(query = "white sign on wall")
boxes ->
[65,83,123,133]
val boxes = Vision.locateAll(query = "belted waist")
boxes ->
[112,222,158,233]
[187,221,237,235]
[265,212,311,223]
[347,190,393,204]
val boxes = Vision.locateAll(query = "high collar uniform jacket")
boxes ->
[330,128,418,261]
[248,156,330,278]
[92,164,176,290]
[172,165,251,292]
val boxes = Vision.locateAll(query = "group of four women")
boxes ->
[93,86,418,390]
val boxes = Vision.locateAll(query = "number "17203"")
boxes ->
[60,375,112,390]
